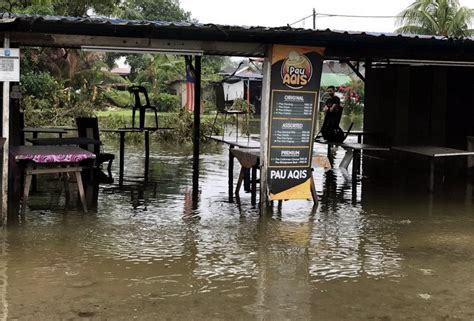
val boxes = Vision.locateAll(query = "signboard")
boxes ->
[267,45,324,200]
[0,48,20,82]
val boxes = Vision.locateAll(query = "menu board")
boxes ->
[267,45,324,201]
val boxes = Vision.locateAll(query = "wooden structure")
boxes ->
[1,14,474,223]
[391,146,474,192]
[10,145,96,213]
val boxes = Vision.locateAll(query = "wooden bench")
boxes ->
[230,148,331,205]
[338,143,390,178]
[391,145,474,192]
[11,146,96,214]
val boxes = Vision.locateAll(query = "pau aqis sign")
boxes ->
[267,45,324,200]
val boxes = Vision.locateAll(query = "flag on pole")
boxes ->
[185,62,195,112]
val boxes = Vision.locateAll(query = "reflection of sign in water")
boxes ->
[267,45,324,200]
[0,48,20,82]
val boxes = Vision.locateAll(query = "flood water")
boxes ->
[1,133,473,320]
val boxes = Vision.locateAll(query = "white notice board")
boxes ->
[0,48,20,82]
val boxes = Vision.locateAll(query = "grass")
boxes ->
[96,110,220,121]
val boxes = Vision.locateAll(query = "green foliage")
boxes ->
[0,0,51,14]
[103,89,132,108]
[150,93,180,112]
[117,0,190,21]
[396,0,474,37]
[157,110,222,143]
[21,71,62,99]
[230,98,255,113]
[342,79,364,115]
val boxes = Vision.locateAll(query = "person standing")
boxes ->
[321,86,344,142]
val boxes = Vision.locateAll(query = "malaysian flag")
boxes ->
[185,61,195,112]
[185,58,202,113]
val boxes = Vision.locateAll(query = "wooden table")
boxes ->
[21,127,69,140]
[27,137,100,146]
[209,136,260,202]
[102,128,150,183]
[10,146,96,213]
[392,145,474,192]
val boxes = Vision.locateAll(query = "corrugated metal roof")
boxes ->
[1,14,473,60]
[1,13,470,42]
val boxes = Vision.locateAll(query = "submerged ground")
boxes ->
[1,136,473,320]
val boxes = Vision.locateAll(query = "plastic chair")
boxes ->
[128,85,159,129]
[76,117,115,173]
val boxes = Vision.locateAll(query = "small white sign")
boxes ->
[0,48,20,82]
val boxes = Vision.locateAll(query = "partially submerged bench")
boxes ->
[315,139,390,178]
[338,143,390,177]
[391,146,474,192]
[230,148,331,205]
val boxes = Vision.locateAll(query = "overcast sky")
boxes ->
[179,0,474,33]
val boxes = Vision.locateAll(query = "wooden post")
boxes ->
[144,130,150,183]
[1,34,10,226]
[313,8,316,29]
[192,55,201,208]
[259,47,272,210]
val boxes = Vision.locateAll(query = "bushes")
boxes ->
[150,92,180,112]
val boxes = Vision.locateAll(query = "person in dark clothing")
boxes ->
[321,86,344,142]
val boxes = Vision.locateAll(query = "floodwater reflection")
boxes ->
[1,139,473,320]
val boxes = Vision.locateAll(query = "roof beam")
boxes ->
[5,32,268,57]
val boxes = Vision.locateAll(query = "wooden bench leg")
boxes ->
[235,167,245,197]
[339,149,354,170]
[21,173,33,215]
[310,173,318,205]
[74,171,88,213]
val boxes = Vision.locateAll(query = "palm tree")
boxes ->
[396,0,474,37]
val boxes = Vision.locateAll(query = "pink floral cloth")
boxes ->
[11,146,95,163]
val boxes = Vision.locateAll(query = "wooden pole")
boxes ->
[192,55,201,208]
[259,46,272,210]
[1,34,10,227]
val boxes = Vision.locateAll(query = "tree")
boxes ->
[0,0,52,15]
[396,0,474,37]
[117,0,190,22]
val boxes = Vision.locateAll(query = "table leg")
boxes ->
[144,130,150,182]
[353,150,361,178]
[74,170,88,213]
[21,171,33,215]
[429,158,435,193]
[235,167,245,197]
[139,107,145,129]
[228,146,234,202]
[63,173,71,206]
[357,134,362,144]
[244,168,251,192]
[339,149,354,170]
[251,165,257,206]
[119,131,125,185]
[310,172,318,205]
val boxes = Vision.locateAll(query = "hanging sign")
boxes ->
[267,45,324,200]
[0,48,20,82]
